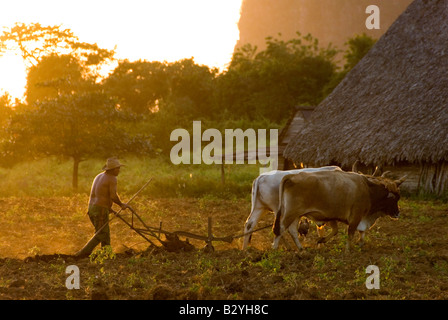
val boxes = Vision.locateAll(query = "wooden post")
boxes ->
[204,217,215,252]
[208,216,212,236]
[159,221,163,239]
[221,162,225,185]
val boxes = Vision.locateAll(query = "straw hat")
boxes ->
[102,157,125,171]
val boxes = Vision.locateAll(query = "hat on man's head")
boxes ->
[102,157,125,171]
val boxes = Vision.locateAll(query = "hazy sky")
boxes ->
[0,0,243,100]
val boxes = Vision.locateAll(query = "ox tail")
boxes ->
[244,176,261,246]
[273,209,282,236]
[250,176,259,215]
[273,173,295,236]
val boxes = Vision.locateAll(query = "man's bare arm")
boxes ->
[108,176,129,209]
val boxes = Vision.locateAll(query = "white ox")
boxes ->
[242,166,341,250]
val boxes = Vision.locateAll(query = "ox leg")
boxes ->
[358,231,366,247]
[272,232,283,250]
[317,221,338,244]
[272,215,287,250]
[346,224,358,252]
[242,207,268,250]
[273,215,302,250]
[287,218,303,250]
[273,228,296,250]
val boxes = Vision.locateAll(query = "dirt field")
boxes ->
[0,196,447,300]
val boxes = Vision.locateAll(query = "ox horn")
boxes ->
[352,160,359,173]
[381,171,391,178]
[394,175,407,186]
[372,166,381,177]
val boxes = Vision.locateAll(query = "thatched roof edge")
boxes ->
[284,0,448,167]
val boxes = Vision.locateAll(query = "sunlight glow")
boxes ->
[0,52,27,100]
[0,0,243,101]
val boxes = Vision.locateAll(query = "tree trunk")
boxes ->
[72,157,80,191]
[221,162,225,185]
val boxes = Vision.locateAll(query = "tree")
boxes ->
[0,23,149,190]
[0,22,77,68]
[103,58,218,117]
[146,59,219,153]
[0,93,13,128]
[0,23,115,106]
[0,93,15,167]
[215,32,338,122]
[103,60,169,114]
[5,92,151,190]
[163,58,219,119]
[103,58,219,154]
[343,33,377,72]
[323,33,377,96]
[26,54,88,105]
[0,22,115,81]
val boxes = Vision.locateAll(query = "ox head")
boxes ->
[365,175,406,218]
[352,161,406,218]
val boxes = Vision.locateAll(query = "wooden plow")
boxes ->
[115,209,272,252]
[92,178,272,252]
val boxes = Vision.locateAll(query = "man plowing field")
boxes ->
[75,158,132,258]
[72,158,270,256]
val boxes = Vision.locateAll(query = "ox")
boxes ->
[273,170,405,251]
[242,166,341,250]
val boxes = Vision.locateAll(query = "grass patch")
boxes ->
[0,156,261,199]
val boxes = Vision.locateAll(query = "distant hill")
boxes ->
[236,0,413,56]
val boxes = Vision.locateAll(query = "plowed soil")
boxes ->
[0,196,447,300]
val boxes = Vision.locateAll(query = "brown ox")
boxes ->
[273,170,405,251]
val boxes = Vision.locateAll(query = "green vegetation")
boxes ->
[0,156,260,199]
[90,245,116,264]
[0,23,377,191]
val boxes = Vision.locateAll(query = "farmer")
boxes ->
[75,157,131,258]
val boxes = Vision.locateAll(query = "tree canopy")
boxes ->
[0,22,115,71]
[5,91,151,189]
[26,54,87,105]
[0,23,377,190]
[0,23,147,189]
[215,33,339,122]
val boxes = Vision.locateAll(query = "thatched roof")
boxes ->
[284,0,448,167]
[278,106,315,154]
